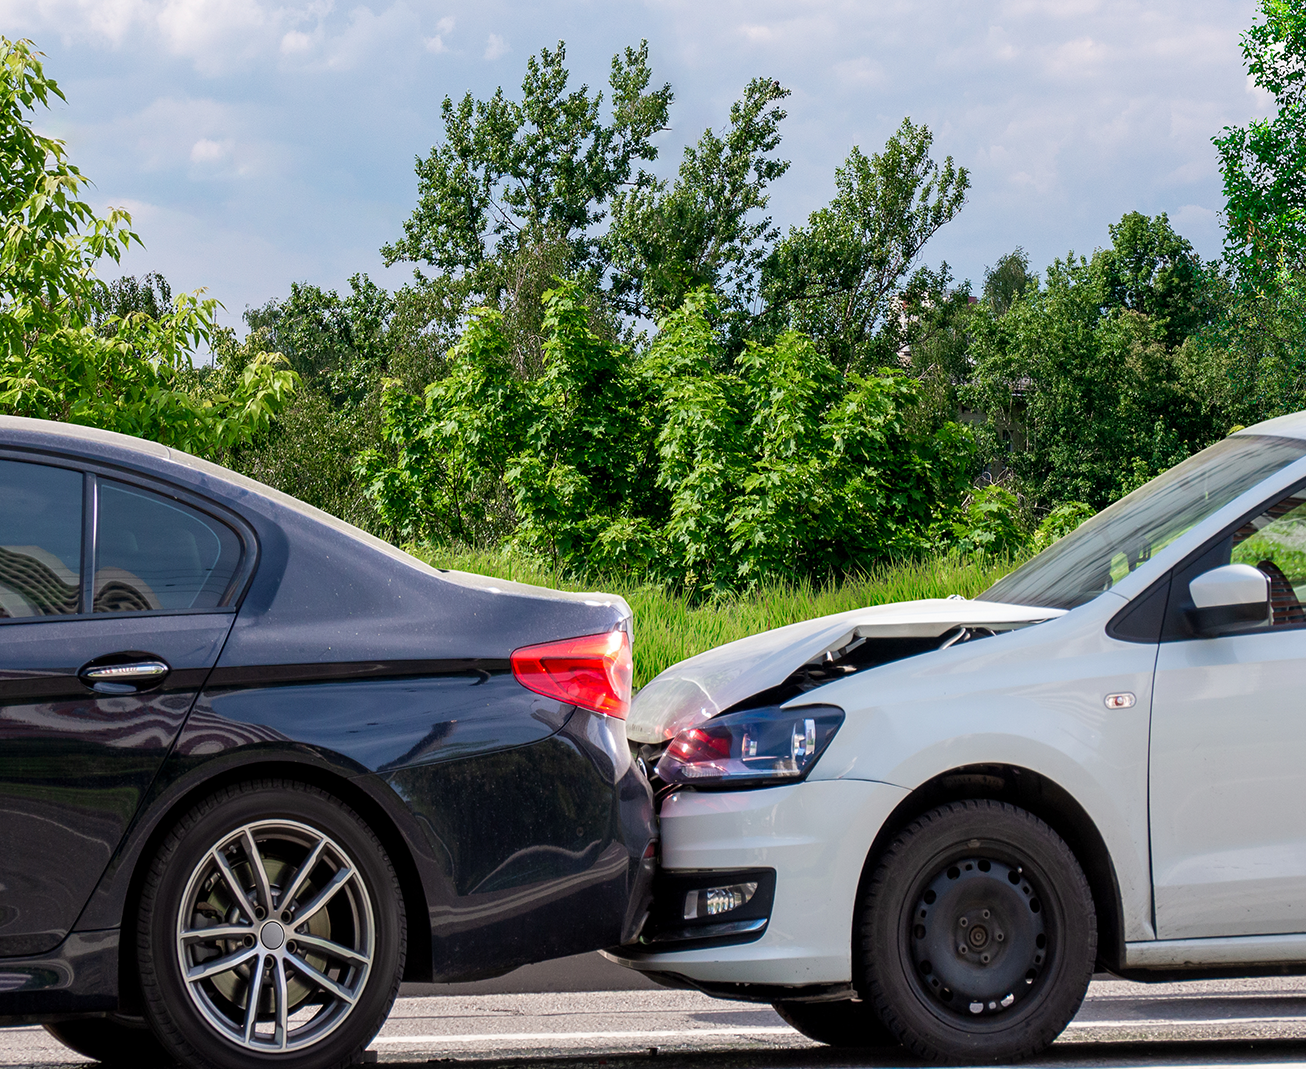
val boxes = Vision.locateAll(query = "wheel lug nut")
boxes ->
[996,932,1004,942]
[981,953,990,963]
[982,910,990,919]
[958,945,968,954]
[959,917,968,927]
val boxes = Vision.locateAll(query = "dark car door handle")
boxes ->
[79,660,171,694]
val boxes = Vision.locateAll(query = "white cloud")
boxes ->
[423,14,454,52]
[280,29,314,53]
[833,56,885,87]
[484,32,509,60]
[189,136,230,162]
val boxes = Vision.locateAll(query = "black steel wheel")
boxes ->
[137,780,405,1069]
[860,799,1095,1063]
[44,1016,174,1066]
[771,999,897,1047]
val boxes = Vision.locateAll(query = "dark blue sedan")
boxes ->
[0,416,656,1069]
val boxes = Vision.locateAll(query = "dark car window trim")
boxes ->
[1108,470,1306,644]
[0,447,259,625]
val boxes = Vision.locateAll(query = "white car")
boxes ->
[607,412,1306,1063]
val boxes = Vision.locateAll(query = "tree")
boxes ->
[604,77,791,334]
[760,119,970,371]
[983,248,1035,316]
[0,38,297,458]
[381,41,672,372]
[964,216,1226,510]
[362,283,973,591]
[1092,211,1214,348]
[1214,0,1306,288]
[93,271,173,330]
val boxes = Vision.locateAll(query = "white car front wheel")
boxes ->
[860,799,1096,1064]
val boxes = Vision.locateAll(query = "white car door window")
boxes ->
[1150,485,1306,939]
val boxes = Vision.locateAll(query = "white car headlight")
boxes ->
[655,704,844,788]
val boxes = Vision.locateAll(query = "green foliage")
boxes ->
[761,119,970,371]
[1033,501,1095,551]
[2,37,136,359]
[950,484,1026,556]
[92,271,172,331]
[0,39,298,458]
[381,41,672,374]
[983,249,1036,316]
[412,542,1022,689]
[363,283,975,593]
[964,212,1225,510]
[1095,211,1216,347]
[1214,0,1306,288]
[1200,266,1306,424]
[605,77,791,330]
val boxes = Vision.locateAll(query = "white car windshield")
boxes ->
[980,435,1306,610]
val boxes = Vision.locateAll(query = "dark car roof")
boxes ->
[0,417,631,664]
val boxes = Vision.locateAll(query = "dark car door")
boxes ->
[0,458,246,957]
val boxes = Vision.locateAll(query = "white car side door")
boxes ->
[1150,485,1306,939]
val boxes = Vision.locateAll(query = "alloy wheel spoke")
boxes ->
[211,846,259,924]
[291,933,371,969]
[273,957,290,1049]
[291,865,354,927]
[289,955,359,1005]
[278,836,327,913]
[242,828,275,914]
[186,944,259,983]
[181,924,252,945]
[242,953,266,1043]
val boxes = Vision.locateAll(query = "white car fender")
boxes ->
[804,592,1157,942]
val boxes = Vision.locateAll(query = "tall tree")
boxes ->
[759,119,970,371]
[1214,0,1306,288]
[381,41,672,371]
[983,248,1035,316]
[604,77,791,334]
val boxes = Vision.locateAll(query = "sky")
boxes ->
[4,0,1273,330]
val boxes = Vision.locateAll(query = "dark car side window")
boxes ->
[0,459,83,618]
[95,480,242,613]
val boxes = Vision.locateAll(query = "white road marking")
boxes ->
[1066,1016,1306,1029]
[372,1026,797,1045]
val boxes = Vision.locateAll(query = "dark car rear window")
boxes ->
[0,459,83,618]
[95,480,243,612]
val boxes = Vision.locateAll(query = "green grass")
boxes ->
[409,545,1021,689]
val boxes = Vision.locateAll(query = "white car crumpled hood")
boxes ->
[625,597,1064,744]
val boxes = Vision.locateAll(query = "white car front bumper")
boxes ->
[607,777,909,987]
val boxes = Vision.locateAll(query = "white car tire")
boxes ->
[859,799,1096,1064]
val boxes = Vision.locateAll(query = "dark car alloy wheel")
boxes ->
[860,799,1096,1064]
[138,780,405,1069]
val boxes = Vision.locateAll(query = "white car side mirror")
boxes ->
[1187,563,1270,636]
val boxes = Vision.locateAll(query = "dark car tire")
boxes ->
[137,779,406,1069]
[44,1016,175,1066]
[860,799,1096,1064]
[772,998,898,1047]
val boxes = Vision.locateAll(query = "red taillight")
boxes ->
[510,630,633,719]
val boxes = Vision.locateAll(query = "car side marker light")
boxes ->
[683,882,759,920]
[1104,692,1136,709]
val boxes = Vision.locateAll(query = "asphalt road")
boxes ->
[8,956,1306,1068]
